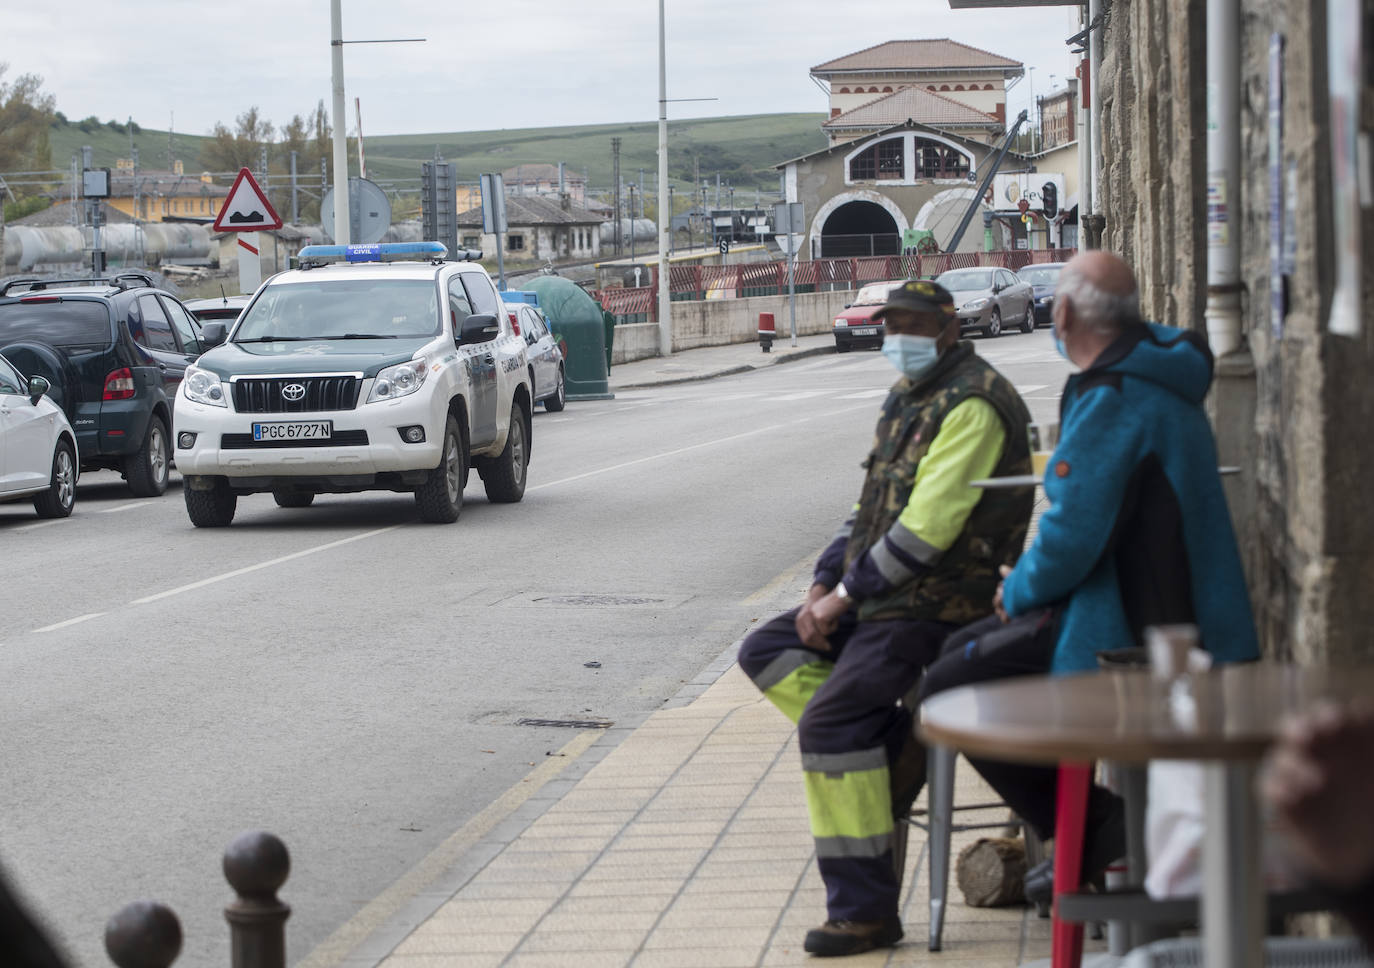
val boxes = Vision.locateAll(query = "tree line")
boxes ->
[0,62,351,224]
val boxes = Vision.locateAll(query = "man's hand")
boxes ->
[795,589,850,651]
[805,582,830,607]
[1260,700,1374,889]
[993,564,1013,623]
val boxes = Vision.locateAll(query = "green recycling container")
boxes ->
[524,276,614,400]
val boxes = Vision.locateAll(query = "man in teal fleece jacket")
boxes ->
[916,249,1259,899]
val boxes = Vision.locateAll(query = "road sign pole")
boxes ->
[237,232,262,294]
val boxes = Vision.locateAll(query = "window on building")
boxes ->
[983,84,995,91]
[461,235,481,248]
[838,86,850,93]
[882,86,893,92]
[914,139,972,179]
[507,234,525,252]
[849,138,905,181]
[867,86,879,93]
[954,85,965,91]
[940,85,951,91]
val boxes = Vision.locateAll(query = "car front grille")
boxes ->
[220,430,369,449]
[231,376,361,413]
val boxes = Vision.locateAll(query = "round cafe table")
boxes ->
[918,663,1374,968]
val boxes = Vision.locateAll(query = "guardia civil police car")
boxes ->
[173,241,533,527]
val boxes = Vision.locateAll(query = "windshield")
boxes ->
[852,282,898,306]
[0,299,112,347]
[936,270,993,291]
[234,280,441,341]
[1018,266,1063,286]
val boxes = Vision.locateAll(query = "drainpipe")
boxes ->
[1204,0,1244,355]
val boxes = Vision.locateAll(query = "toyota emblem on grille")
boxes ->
[281,383,306,401]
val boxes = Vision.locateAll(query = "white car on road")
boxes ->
[0,352,78,518]
[173,242,533,526]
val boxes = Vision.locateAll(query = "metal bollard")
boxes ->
[105,900,182,968]
[223,831,291,968]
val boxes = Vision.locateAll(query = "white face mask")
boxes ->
[881,333,940,380]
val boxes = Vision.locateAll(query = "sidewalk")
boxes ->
[608,333,837,391]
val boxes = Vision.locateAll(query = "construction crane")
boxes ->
[942,109,1030,254]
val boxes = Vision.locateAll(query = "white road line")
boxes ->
[12,519,65,533]
[772,390,833,401]
[129,526,404,605]
[835,389,890,399]
[34,613,105,633]
[101,501,154,513]
[1014,385,1049,395]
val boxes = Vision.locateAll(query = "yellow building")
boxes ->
[105,161,229,222]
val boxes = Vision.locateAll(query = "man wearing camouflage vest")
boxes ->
[738,278,1034,957]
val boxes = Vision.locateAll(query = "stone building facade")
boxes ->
[1094,0,1373,663]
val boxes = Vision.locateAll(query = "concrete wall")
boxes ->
[610,289,852,364]
[1095,0,1374,664]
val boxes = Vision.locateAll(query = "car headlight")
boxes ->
[962,297,990,311]
[834,318,847,327]
[1037,296,1053,305]
[183,365,227,407]
[368,359,428,403]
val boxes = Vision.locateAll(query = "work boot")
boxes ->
[1024,791,1127,908]
[889,730,927,819]
[803,917,904,957]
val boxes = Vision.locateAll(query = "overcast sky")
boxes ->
[9,1,1083,138]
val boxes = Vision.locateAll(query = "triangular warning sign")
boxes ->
[212,167,283,232]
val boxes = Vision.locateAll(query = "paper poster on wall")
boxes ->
[1268,34,1286,339]
[1327,0,1364,337]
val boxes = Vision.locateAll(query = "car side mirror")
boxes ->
[992,282,1003,293]
[843,303,852,309]
[459,313,500,345]
[202,322,228,348]
[27,374,50,405]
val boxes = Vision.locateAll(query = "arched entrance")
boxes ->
[818,200,900,258]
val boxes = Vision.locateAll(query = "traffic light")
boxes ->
[1041,182,1059,219]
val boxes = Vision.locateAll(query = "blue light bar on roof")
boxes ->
[297,241,449,264]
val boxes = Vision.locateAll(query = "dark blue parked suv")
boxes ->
[0,272,205,496]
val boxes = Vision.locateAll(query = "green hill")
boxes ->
[46,113,827,196]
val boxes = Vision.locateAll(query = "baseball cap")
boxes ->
[872,279,957,319]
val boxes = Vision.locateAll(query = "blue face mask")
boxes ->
[881,333,940,380]
[1053,329,1068,359]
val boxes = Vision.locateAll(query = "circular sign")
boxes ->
[321,177,392,244]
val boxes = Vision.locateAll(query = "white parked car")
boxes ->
[173,241,534,527]
[0,352,78,518]
[510,303,566,412]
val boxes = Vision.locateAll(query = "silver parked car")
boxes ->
[513,304,566,412]
[936,267,1035,338]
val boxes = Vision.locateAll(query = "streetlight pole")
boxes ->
[328,1,423,246]
[656,0,671,356]
[329,0,350,244]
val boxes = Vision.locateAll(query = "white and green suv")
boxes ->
[174,242,533,526]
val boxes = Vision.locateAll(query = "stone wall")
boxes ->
[611,289,851,364]
[1095,0,1374,663]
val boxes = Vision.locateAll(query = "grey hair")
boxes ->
[1054,261,1141,333]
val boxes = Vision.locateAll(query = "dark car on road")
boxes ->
[184,294,251,326]
[0,272,206,496]
[1017,262,1067,326]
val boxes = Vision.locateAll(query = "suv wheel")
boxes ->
[543,366,567,412]
[415,415,466,523]
[273,489,315,508]
[126,415,170,497]
[33,440,77,519]
[479,401,529,504]
[185,477,237,527]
